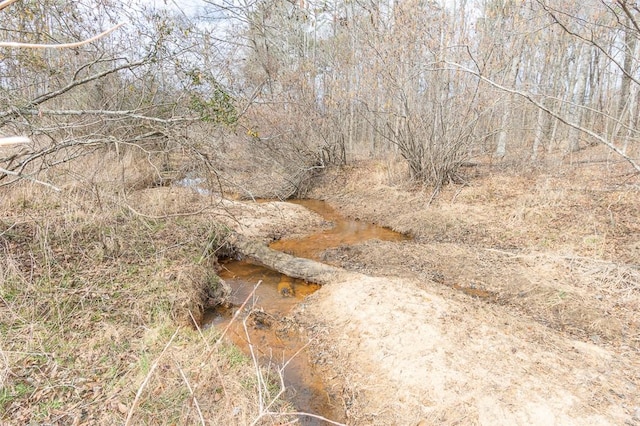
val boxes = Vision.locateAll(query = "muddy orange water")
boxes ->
[204,199,408,424]
[270,199,407,260]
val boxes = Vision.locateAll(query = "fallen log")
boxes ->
[228,232,354,285]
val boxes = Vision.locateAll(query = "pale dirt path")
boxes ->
[298,274,634,425]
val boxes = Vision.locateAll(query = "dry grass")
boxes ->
[0,151,297,425]
[310,152,640,350]
[2,135,638,424]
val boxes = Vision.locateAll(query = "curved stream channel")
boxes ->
[203,199,407,424]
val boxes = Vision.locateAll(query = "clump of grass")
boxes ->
[0,174,294,425]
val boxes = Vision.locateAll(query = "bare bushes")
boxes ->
[234,102,342,199]
[386,98,480,188]
[359,68,484,190]
[0,1,240,193]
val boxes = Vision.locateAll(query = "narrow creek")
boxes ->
[203,199,407,424]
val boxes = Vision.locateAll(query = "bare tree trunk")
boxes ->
[619,20,637,119]
[567,46,588,152]
[622,84,638,154]
[496,55,520,158]
[532,104,546,160]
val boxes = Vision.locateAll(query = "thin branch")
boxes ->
[615,0,640,34]
[444,61,640,173]
[0,0,20,12]
[541,94,640,137]
[0,132,179,190]
[16,108,199,124]
[0,23,124,49]
[0,137,107,184]
[0,165,61,191]
[73,54,119,81]
[536,0,640,87]
[0,57,150,123]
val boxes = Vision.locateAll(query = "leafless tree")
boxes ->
[0,0,237,190]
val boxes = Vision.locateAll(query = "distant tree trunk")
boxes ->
[567,46,588,152]
[620,21,639,154]
[622,84,638,154]
[619,21,636,119]
[495,110,508,158]
[496,55,520,158]
[532,104,546,160]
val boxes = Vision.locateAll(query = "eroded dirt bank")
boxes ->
[289,161,640,425]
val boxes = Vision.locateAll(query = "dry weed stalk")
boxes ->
[0,349,8,388]
[189,310,210,351]
[176,362,206,426]
[124,328,180,426]
[216,280,262,346]
[252,336,347,426]
[242,309,346,426]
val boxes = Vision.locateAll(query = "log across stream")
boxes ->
[203,200,407,424]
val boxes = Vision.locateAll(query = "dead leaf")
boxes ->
[117,402,128,414]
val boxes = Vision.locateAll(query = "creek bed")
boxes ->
[203,199,408,424]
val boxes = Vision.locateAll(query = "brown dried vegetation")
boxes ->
[0,151,302,425]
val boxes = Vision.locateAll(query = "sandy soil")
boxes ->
[139,159,639,425]
[95,157,639,425]
[287,161,640,425]
[127,186,328,242]
[299,274,634,425]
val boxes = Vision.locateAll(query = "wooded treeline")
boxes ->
[1,0,639,191]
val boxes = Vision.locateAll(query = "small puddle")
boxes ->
[203,199,408,424]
